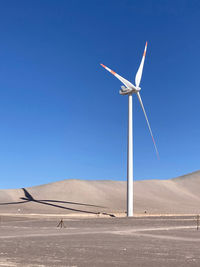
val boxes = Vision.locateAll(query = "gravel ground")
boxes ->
[0,215,200,266]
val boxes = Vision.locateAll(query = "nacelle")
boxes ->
[120,85,141,95]
[119,89,129,95]
[120,85,131,95]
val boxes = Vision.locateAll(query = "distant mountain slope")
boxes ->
[0,170,200,215]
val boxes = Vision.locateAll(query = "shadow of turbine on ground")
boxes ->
[0,188,115,217]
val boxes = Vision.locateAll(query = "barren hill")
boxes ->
[0,170,200,215]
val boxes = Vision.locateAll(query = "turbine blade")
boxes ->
[135,42,147,88]
[137,92,159,158]
[100,64,136,90]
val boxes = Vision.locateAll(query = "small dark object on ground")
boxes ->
[102,212,115,218]
[57,219,66,228]
[197,215,199,230]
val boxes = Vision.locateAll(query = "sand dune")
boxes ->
[0,170,200,215]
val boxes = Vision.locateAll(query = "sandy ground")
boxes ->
[1,171,200,266]
[1,170,200,215]
[0,215,200,267]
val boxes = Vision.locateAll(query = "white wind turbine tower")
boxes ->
[100,42,159,217]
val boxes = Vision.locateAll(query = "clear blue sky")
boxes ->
[0,0,200,189]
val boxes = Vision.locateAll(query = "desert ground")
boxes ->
[1,170,200,266]
[0,215,200,266]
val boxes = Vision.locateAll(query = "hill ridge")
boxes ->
[0,170,200,215]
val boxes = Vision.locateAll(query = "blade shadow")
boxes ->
[37,200,105,208]
[0,200,29,205]
[20,188,105,208]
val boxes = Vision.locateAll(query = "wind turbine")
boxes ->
[100,42,159,217]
